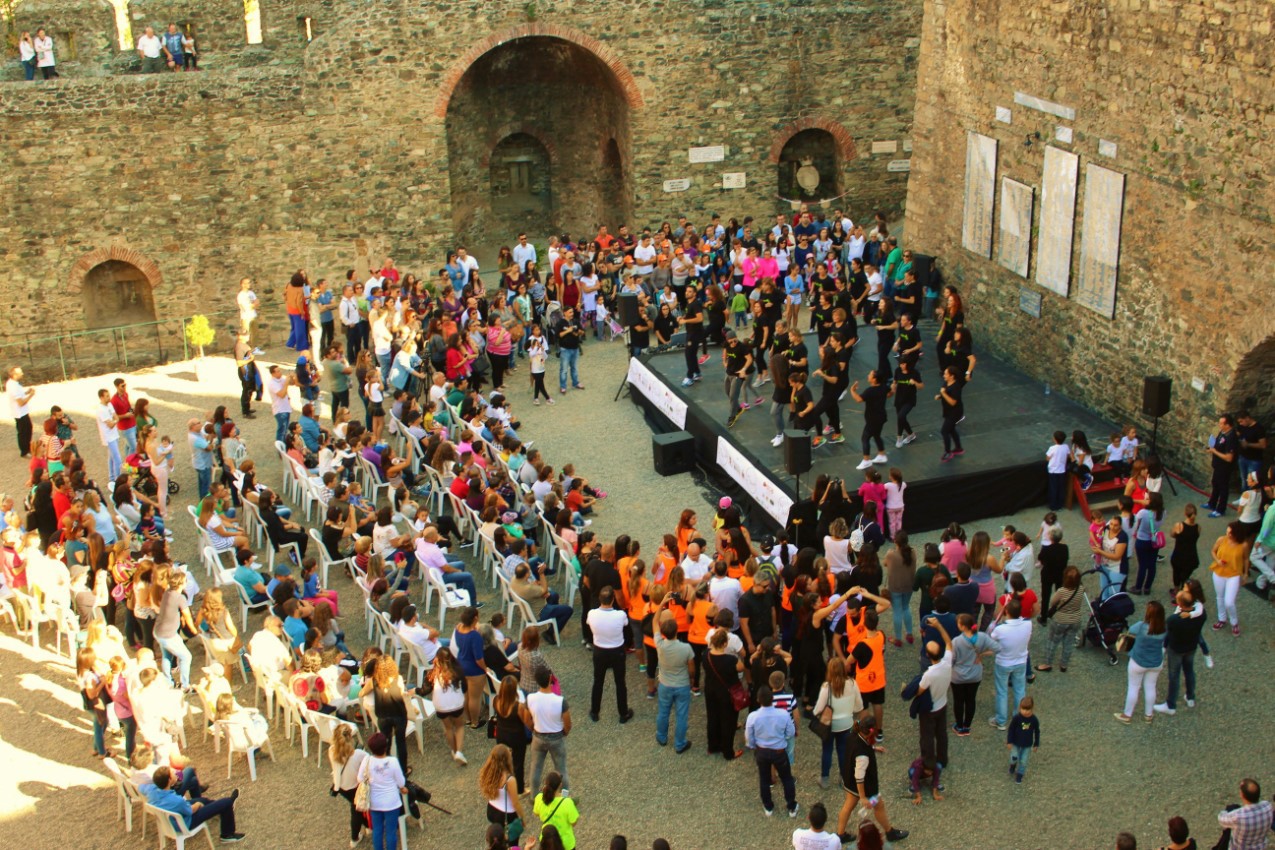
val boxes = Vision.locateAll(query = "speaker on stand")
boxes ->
[783,429,813,505]
[1141,375,1176,495]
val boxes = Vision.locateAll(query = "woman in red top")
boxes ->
[444,333,474,383]
[995,571,1039,621]
[560,270,581,313]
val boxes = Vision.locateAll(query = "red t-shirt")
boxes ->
[111,393,136,430]
[565,490,584,514]
[998,590,1039,619]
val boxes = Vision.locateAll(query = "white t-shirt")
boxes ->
[34,36,55,66]
[1046,443,1069,474]
[1119,436,1139,460]
[847,236,866,261]
[268,376,291,415]
[990,618,1033,667]
[526,690,566,734]
[633,244,656,275]
[587,607,628,649]
[460,255,479,274]
[6,378,30,418]
[680,554,712,582]
[705,626,743,656]
[867,272,884,301]
[97,402,119,444]
[19,40,35,62]
[918,648,953,711]
[137,33,162,59]
[824,537,852,573]
[237,289,258,321]
[709,576,743,621]
[793,828,842,850]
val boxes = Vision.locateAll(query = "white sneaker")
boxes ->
[904,433,918,445]
[770,434,784,447]
[453,751,467,765]
[895,436,904,448]
[856,459,874,470]
[1153,703,1175,715]
[1186,699,1196,708]
[1204,654,1214,669]
[872,453,889,464]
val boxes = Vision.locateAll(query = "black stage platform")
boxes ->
[627,321,1116,533]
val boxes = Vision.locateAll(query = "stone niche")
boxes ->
[777,128,841,203]
[445,35,633,245]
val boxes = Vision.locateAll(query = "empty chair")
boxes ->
[102,757,147,837]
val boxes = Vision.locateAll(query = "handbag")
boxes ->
[808,702,833,743]
[1149,515,1166,550]
[486,711,498,740]
[504,810,524,844]
[1115,631,1136,654]
[709,652,749,712]
[1046,586,1079,619]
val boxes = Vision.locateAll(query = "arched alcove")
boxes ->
[445,34,634,244]
[82,260,157,328]
[488,132,554,238]
[602,138,629,228]
[778,128,841,203]
[1226,334,1275,428]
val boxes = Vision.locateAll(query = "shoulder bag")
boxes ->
[353,760,372,812]
[807,685,833,742]
[1046,586,1080,619]
[1149,514,1166,550]
[709,651,749,712]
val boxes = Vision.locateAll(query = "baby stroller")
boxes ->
[1076,568,1135,665]
[125,452,180,497]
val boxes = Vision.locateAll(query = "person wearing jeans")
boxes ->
[416,528,480,607]
[814,657,863,786]
[988,599,1032,728]
[556,307,584,393]
[359,733,405,850]
[96,388,122,481]
[654,616,694,752]
[527,667,570,794]
[1156,590,1205,715]
[1130,494,1164,594]
[143,767,243,842]
[153,574,195,688]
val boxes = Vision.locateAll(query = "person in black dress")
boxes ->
[871,299,898,379]
[849,371,894,471]
[935,286,965,374]
[703,628,744,760]
[893,356,923,448]
[937,366,964,462]
[945,326,977,385]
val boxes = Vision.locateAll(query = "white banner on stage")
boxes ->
[626,357,689,429]
[715,436,795,529]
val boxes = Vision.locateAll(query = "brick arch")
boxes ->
[479,124,559,169]
[768,118,858,164]
[435,24,645,119]
[67,244,164,297]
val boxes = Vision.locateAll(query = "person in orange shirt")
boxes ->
[675,509,698,558]
[640,585,666,699]
[663,566,691,639]
[687,583,718,695]
[850,607,889,742]
[653,534,678,585]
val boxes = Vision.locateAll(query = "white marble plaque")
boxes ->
[1098,139,1118,158]
[1014,91,1076,121]
[1054,126,1073,144]
[997,178,1034,278]
[662,178,692,193]
[688,145,725,164]
[871,140,898,154]
[902,139,913,152]
[1075,164,1126,318]
[961,132,998,259]
[1035,146,1079,296]
[996,106,1013,124]
[721,172,746,189]
[887,159,912,172]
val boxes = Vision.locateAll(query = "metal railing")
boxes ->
[0,311,285,383]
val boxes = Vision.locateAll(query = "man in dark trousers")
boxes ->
[915,616,954,781]
[678,283,705,386]
[581,543,619,648]
[585,587,633,724]
[1203,415,1238,518]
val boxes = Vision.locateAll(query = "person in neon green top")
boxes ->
[533,771,580,850]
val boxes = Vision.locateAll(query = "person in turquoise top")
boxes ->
[532,771,580,850]
[232,548,268,603]
[1114,600,1167,723]
[883,236,904,297]
[1250,500,1275,590]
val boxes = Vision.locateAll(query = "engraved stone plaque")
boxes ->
[961,132,998,259]
[1075,164,1126,318]
[1035,146,1079,296]
[997,178,1034,278]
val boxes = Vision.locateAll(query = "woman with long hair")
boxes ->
[426,647,467,764]
[814,655,863,788]
[329,723,368,845]
[935,284,965,369]
[77,646,112,757]
[965,530,1002,630]
[492,674,531,794]
[1114,601,1167,723]
[1130,491,1166,594]
[360,655,414,771]
[195,587,240,679]
[479,743,525,836]
[1208,520,1251,635]
[356,731,406,850]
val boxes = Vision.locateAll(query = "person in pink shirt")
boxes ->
[757,250,779,285]
[858,468,888,529]
[741,247,762,289]
[939,524,967,576]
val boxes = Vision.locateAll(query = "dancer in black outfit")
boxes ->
[893,355,923,448]
[871,299,898,380]
[937,366,964,462]
[810,335,848,447]
[679,283,705,386]
[850,370,893,471]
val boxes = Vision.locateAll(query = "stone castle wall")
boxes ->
[904,0,1275,482]
[1,0,923,349]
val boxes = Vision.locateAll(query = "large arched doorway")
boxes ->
[777,128,841,203]
[82,260,157,328]
[445,34,633,245]
[1227,334,1275,429]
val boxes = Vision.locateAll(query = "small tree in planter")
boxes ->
[184,314,217,377]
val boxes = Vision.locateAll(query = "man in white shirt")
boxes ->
[1001,531,1035,587]
[338,282,361,355]
[915,616,954,783]
[248,617,293,684]
[266,364,296,445]
[527,666,571,794]
[792,801,842,850]
[236,276,259,339]
[136,26,164,73]
[680,539,712,582]
[708,561,743,623]
[988,598,1032,729]
[457,247,479,279]
[396,605,443,666]
[1045,430,1070,511]
[6,366,34,457]
[96,387,121,480]
[633,235,656,277]
[585,587,632,724]
[512,233,537,272]
[864,263,884,320]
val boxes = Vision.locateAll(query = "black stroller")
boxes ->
[1076,568,1135,665]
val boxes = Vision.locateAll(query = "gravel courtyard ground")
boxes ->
[0,336,1270,850]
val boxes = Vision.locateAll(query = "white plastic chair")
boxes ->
[509,592,561,645]
[10,592,53,649]
[201,546,238,587]
[49,602,80,658]
[421,570,470,631]
[309,528,351,587]
[276,686,314,759]
[214,715,275,781]
[237,498,267,549]
[305,710,362,767]
[248,660,279,721]
[358,456,392,507]
[144,801,216,850]
[232,578,272,632]
[401,635,434,690]
[197,632,246,686]
[103,757,147,836]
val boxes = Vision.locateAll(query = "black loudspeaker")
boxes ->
[653,430,696,476]
[616,293,641,327]
[783,429,812,476]
[910,253,935,289]
[1142,376,1171,418]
